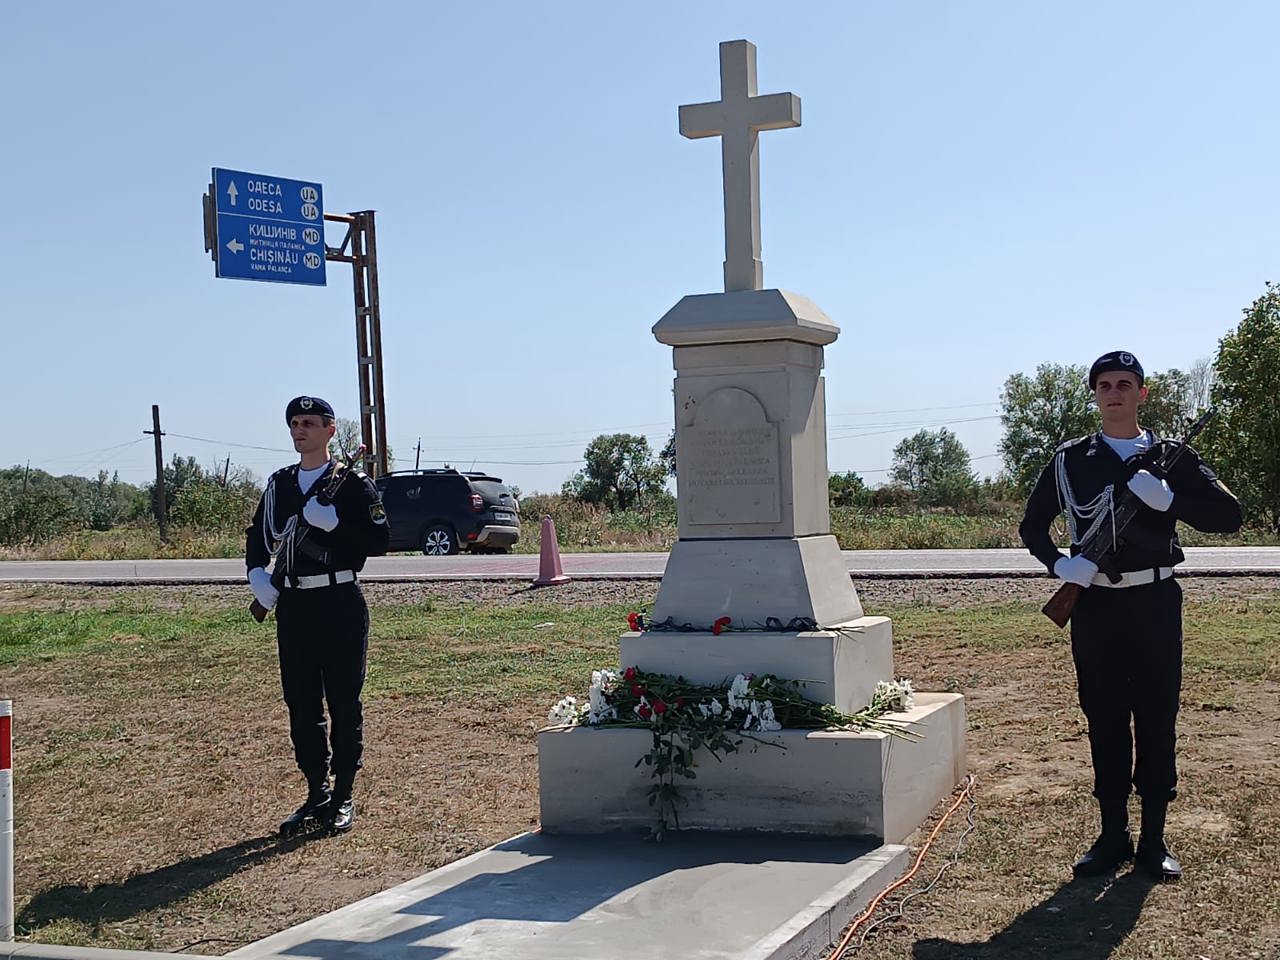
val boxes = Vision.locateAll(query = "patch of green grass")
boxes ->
[0,604,259,666]
[368,602,628,701]
[883,601,1065,653]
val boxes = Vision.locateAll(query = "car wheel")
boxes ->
[422,525,458,556]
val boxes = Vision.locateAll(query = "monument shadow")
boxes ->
[265,831,878,960]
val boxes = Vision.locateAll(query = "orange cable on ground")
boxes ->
[827,774,976,960]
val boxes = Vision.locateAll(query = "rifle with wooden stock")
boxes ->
[1041,410,1215,629]
[250,444,366,623]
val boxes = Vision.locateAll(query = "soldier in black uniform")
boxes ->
[1020,351,1241,881]
[246,396,390,836]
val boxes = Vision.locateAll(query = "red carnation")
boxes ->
[627,612,641,632]
[652,699,668,715]
[712,616,732,635]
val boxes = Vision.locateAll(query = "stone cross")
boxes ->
[679,40,801,293]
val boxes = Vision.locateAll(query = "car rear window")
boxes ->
[471,480,514,502]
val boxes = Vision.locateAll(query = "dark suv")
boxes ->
[375,469,520,555]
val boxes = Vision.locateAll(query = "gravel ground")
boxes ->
[3,575,1277,614]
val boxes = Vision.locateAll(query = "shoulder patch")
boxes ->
[369,502,387,525]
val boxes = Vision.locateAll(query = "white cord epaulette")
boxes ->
[261,468,300,567]
[1054,435,1090,454]
[1053,443,1115,547]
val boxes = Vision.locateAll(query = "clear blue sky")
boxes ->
[3,1,1277,494]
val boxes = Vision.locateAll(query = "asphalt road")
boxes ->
[1,547,1277,583]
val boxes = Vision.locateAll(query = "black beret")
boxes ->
[285,396,335,423]
[1088,351,1144,390]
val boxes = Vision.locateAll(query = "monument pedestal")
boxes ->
[651,535,862,628]
[539,693,966,840]
[620,615,893,717]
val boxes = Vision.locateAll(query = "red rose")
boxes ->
[638,704,652,719]
[653,699,668,715]
[631,684,644,697]
[627,612,641,632]
[676,697,685,709]
[712,616,732,635]
[623,666,637,681]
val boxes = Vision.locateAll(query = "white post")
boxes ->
[0,700,11,942]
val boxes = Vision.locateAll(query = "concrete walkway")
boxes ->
[228,832,908,960]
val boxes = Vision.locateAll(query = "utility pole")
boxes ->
[222,454,231,488]
[143,405,167,542]
[415,438,421,471]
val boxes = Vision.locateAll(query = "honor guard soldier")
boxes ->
[1020,351,1241,881]
[245,396,390,836]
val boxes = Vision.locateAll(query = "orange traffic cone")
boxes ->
[533,515,571,586]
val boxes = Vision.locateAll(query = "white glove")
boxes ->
[248,566,279,610]
[303,498,339,531]
[1054,554,1099,588]
[1127,470,1174,512]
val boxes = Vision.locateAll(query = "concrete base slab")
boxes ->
[619,616,894,715]
[540,693,966,840]
[651,535,863,628]
[228,832,909,960]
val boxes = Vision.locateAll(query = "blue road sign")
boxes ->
[212,168,326,286]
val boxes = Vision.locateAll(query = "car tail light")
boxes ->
[471,492,484,512]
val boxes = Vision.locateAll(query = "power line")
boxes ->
[829,415,1001,441]
[166,432,295,454]
[36,437,147,464]
[828,401,997,420]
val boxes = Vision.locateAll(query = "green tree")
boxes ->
[563,434,667,511]
[891,428,977,507]
[659,429,677,478]
[999,363,1096,496]
[334,417,392,469]
[1142,369,1192,438]
[828,470,868,508]
[1202,284,1280,532]
[0,466,78,545]
[146,455,205,520]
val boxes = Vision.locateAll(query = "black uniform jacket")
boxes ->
[245,460,390,578]
[1019,432,1242,575]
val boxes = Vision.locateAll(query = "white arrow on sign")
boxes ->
[226,238,244,254]
[227,181,239,206]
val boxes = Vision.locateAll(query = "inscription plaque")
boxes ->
[683,387,781,525]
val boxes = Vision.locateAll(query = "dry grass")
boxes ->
[1,578,1277,958]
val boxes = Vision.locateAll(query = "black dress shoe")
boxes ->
[1135,839,1182,881]
[1073,831,1135,876]
[279,793,332,837]
[327,798,355,833]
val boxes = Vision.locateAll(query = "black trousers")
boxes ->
[1070,576,1182,807]
[275,582,369,796]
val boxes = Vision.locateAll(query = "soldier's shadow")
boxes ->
[17,832,315,936]
[913,872,1156,960]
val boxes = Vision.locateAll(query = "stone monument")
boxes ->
[539,39,965,838]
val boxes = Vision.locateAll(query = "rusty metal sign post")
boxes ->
[323,211,388,478]
[203,170,389,478]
